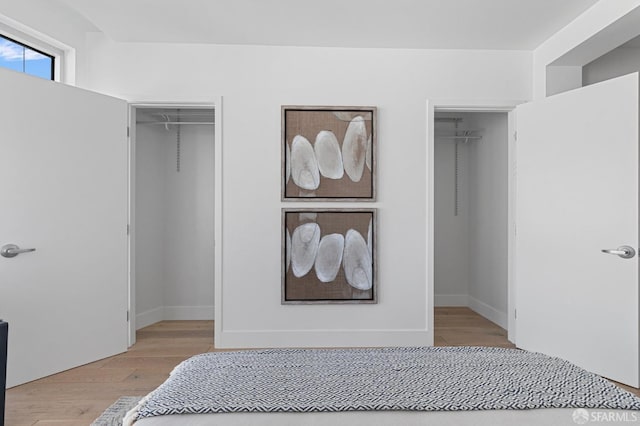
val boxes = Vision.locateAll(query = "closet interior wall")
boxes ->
[134,108,215,329]
[434,112,508,328]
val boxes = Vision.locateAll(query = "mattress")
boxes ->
[124,346,640,425]
[131,408,638,426]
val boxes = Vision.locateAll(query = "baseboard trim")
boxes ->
[136,306,164,330]
[434,294,469,307]
[468,296,507,329]
[136,305,214,330]
[164,305,214,321]
[216,329,431,349]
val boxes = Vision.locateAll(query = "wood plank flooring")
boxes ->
[4,308,638,425]
[5,321,214,426]
[433,306,515,348]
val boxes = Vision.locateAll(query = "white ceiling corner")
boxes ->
[56,0,600,50]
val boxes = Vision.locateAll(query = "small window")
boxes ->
[0,34,54,80]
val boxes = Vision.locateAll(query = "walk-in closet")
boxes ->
[434,111,508,328]
[132,107,215,330]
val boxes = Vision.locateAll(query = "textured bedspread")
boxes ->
[124,346,640,424]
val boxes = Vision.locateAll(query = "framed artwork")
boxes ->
[282,208,377,304]
[282,106,376,201]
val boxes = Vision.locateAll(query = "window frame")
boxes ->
[0,32,55,80]
[0,19,67,83]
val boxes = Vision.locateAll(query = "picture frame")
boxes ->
[282,106,377,201]
[282,208,377,304]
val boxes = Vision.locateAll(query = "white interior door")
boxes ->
[515,73,639,387]
[0,68,129,387]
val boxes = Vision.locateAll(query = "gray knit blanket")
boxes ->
[126,346,640,422]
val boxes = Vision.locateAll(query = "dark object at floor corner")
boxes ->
[0,321,7,426]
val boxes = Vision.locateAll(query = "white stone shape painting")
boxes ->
[290,135,320,190]
[290,222,321,277]
[315,233,345,283]
[282,209,376,304]
[343,229,373,290]
[282,106,376,200]
[314,131,343,179]
[341,116,368,182]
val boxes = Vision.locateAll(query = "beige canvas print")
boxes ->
[282,106,376,200]
[282,209,376,304]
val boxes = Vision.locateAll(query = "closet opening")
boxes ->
[129,105,215,345]
[433,110,511,346]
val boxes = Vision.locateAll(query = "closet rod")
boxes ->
[137,121,215,125]
[150,111,213,115]
[438,136,482,140]
[435,117,463,123]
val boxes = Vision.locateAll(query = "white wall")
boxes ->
[533,1,640,99]
[163,124,215,319]
[434,119,470,306]
[82,35,531,348]
[546,66,582,97]
[135,119,215,329]
[467,113,508,327]
[583,46,640,86]
[0,1,93,48]
[135,123,166,324]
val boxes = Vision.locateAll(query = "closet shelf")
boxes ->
[137,121,215,125]
[436,135,482,140]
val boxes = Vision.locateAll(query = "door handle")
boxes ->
[601,245,636,259]
[1,244,36,258]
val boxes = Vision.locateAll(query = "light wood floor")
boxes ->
[433,306,516,348]
[4,307,638,425]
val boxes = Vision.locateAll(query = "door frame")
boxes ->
[426,99,522,344]
[127,99,223,346]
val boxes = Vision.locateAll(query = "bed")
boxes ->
[124,346,640,426]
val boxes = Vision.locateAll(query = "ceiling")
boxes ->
[56,0,600,50]
[622,34,640,48]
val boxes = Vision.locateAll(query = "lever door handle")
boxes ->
[601,245,636,259]
[1,244,36,258]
